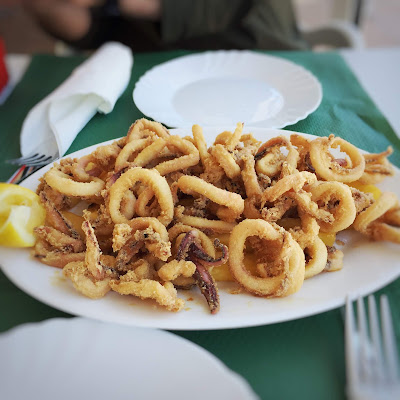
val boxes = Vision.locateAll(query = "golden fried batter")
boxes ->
[33,119,400,314]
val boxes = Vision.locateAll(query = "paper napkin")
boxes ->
[20,42,133,158]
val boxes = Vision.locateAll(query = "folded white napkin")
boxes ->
[20,42,133,158]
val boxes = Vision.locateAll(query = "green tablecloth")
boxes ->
[0,50,399,400]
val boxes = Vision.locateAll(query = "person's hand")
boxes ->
[119,0,161,20]
[68,0,104,7]
[22,0,96,41]
[23,0,103,11]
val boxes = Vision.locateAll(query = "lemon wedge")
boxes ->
[0,183,46,247]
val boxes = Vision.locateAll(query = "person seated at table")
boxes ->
[23,0,308,52]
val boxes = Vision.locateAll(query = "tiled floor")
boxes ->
[1,0,400,53]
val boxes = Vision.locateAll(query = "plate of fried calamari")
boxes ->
[1,119,399,330]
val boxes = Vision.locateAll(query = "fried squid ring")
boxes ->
[368,205,400,244]
[229,219,305,297]
[368,221,400,244]
[70,154,103,181]
[209,123,244,166]
[130,217,171,261]
[192,125,225,183]
[168,223,216,258]
[177,175,244,221]
[182,135,195,144]
[290,133,311,150]
[303,236,328,279]
[353,192,398,235]
[130,136,200,176]
[175,214,237,233]
[128,259,157,280]
[154,136,200,175]
[214,130,232,145]
[126,118,169,141]
[325,246,344,272]
[261,171,316,205]
[135,187,156,217]
[225,122,244,151]
[309,135,365,182]
[192,124,211,167]
[310,181,356,233]
[128,217,170,243]
[215,206,242,223]
[241,153,262,198]
[383,207,400,226]
[349,187,374,215]
[290,134,313,172]
[288,212,320,250]
[210,144,241,179]
[287,191,333,224]
[131,137,167,167]
[114,137,154,171]
[243,197,263,219]
[112,223,134,252]
[90,138,125,170]
[240,133,262,153]
[112,218,171,266]
[357,147,395,185]
[109,167,174,225]
[44,165,105,198]
[255,136,299,177]
[120,190,136,220]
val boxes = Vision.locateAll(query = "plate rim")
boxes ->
[132,50,322,129]
[0,127,399,331]
[0,317,258,399]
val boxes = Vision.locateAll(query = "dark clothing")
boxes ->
[66,0,308,52]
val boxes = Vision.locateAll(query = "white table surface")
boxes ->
[2,48,400,137]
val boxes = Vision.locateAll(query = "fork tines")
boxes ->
[345,294,400,400]
[6,153,55,167]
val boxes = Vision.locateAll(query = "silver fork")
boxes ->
[6,150,58,167]
[6,144,58,184]
[345,294,400,400]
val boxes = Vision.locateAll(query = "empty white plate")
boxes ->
[0,318,258,400]
[133,50,322,128]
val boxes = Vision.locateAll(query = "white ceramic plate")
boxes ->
[0,317,258,400]
[133,51,322,129]
[1,128,399,331]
